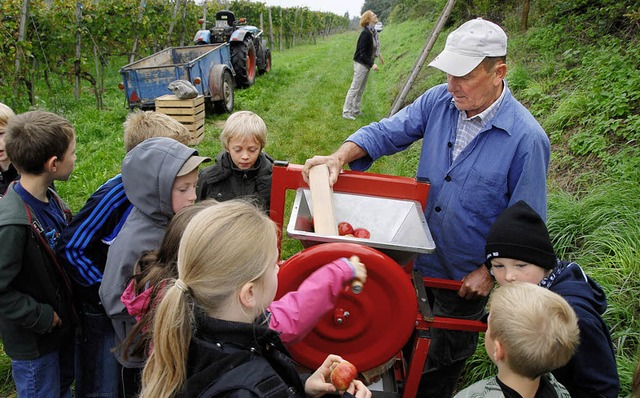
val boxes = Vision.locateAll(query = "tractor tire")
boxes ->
[231,36,256,88]
[213,70,235,114]
[258,48,271,75]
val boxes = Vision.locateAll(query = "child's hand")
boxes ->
[346,380,372,397]
[47,311,62,333]
[304,354,343,397]
[349,256,367,284]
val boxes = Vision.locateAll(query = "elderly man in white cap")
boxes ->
[303,18,550,396]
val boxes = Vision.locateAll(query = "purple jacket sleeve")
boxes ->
[269,258,355,345]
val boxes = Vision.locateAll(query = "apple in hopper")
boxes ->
[330,360,358,392]
[338,222,354,236]
[353,228,370,239]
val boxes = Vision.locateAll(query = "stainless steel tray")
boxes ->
[286,188,435,265]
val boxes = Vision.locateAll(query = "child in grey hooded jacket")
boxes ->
[99,137,210,395]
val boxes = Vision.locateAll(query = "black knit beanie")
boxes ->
[485,200,556,269]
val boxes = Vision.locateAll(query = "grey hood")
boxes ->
[122,137,197,223]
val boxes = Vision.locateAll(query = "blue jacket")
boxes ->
[55,174,132,305]
[348,83,550,280]
[545,261,620,398]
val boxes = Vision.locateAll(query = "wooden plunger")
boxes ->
[308,164,364,294]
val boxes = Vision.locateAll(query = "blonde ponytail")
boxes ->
[139,282,194,398]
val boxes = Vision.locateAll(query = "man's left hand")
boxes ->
[458,265,494,300]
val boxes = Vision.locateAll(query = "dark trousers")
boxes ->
[74,301,121,398]
[413,288,488,397]
[120,366,142,398]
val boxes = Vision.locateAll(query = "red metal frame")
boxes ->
[269,163,486,397]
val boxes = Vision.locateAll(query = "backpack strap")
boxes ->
[48,187,73,223]
[23,201,78,324]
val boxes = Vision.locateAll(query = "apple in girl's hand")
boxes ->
[338,222,354,236]
[353,228,370,239]
[330,360,358,391]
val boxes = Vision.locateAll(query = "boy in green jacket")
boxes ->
[0,111,77,398]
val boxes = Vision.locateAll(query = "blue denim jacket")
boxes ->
[348,82,550,280]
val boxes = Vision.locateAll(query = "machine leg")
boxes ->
[402,329,430,398]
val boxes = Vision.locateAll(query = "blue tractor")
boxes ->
[194,10,271,88]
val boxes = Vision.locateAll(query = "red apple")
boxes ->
[353,228,370,239]
[338,221,354,236]
[296,216,314,232]
[330,360,358,391]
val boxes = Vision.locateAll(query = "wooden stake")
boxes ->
[308,164,338,235]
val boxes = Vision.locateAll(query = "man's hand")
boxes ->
[302,155,343,185]
[372,64,379,71]
[458,265,494,300]
[302,142,368,186]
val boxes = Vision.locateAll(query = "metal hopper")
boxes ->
[286,188,436,265]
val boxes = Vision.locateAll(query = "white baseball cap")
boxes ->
[177,155,211,177]
[429,18,507,77]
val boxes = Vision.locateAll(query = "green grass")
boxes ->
[1,12,639,397]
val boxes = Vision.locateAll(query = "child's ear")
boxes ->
[494,340,506,362]
[239,282,257,309]
[45,156,58,172]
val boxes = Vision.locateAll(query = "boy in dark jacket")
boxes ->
[485,200,620,398]
[0,111,77,398]
[197,110,273,213]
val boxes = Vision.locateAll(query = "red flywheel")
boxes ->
[276,242,417,373]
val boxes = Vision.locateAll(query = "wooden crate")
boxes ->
[155,94,205,145]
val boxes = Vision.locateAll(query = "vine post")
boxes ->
[268,7,274,50]
[130,0,146,64]
[14,0,30,99]
[279,8,283,51]
[74,1,82,100]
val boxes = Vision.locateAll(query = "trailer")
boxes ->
[119,43,235,114]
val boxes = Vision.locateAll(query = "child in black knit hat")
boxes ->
[485,200,620,398]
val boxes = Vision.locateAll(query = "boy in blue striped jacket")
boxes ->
[54,111,192,398]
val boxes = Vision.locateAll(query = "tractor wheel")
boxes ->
[258,48,271,75]
[213,70,235,114]
[231,36,256,88]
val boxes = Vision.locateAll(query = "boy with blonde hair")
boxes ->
[197,110,274,213]
[0,102,17,196]
[55,110,192,397]
[455,282,579,398]
[122,109,192,152]
[0,111,77,397]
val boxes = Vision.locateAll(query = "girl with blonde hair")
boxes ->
[139,200,371,398]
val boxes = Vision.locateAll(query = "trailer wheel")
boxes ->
[231,36,256,88]
[258,48,271,75]
[213,70,235,114]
